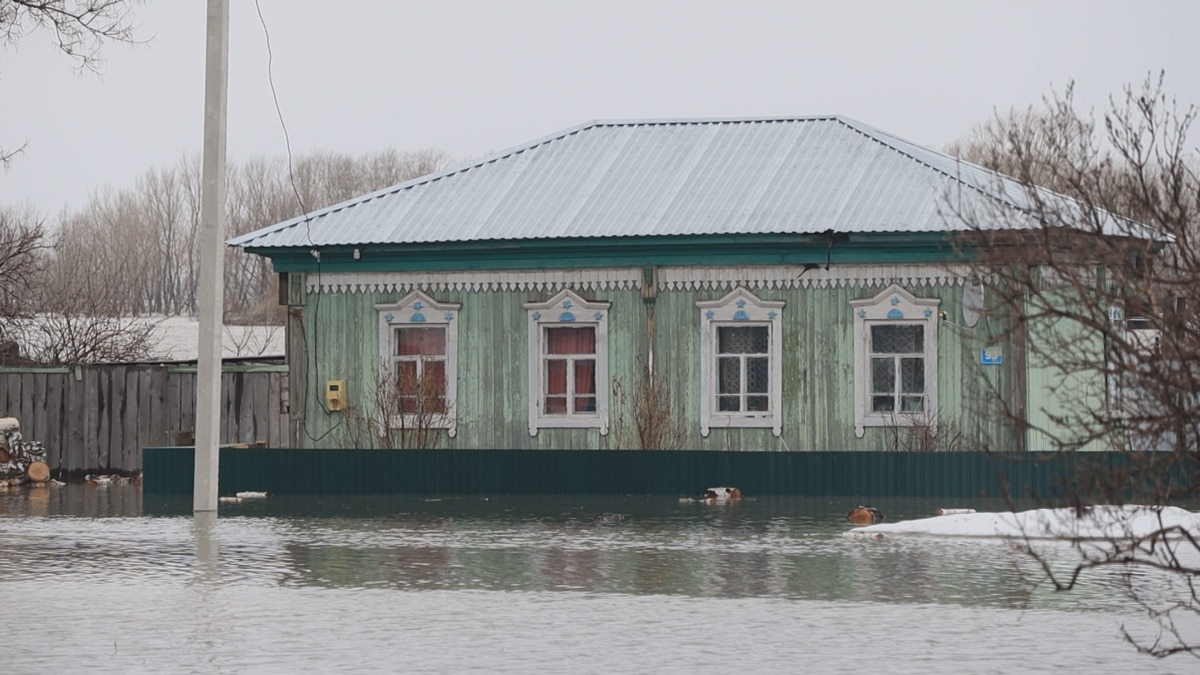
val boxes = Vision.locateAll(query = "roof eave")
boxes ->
[244,232,967,273]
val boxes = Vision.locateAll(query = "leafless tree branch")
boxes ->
[948,72,1200,656]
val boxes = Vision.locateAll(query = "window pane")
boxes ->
[870,357,894,394]
[544,396,567,414]
[424,360,448,413]
[397,360,418,396]
[872,395,895,412]
[901,396,924,412]
[574,395,596,413]
[718,357,741,394]
[900,357,924,393]
[546,327,595,355]
[546,359,567,395]
[746,395,769,412]
[397,327,446,356]
[871,324,923,353]
[717,395,740,412]
[425,360,447,398]
[718,325,768,354]
[746,357,769,393]
[574,359,596,395]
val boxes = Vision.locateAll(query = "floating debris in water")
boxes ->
[679,487,743,504]
[846,505,885,524]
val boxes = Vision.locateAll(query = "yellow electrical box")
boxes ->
[325,379,346,412]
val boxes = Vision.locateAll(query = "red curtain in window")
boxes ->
[573,360,596,411]
[397,327,445,356]
[545,327,596,413]
[546,327,594,355]
[396,327,447,414]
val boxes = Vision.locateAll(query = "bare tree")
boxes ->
[0,0,139,165]
[50,186,149,316]
[12,312,156,364]
[49,148,452,323]
[945,97,1096,200]
[881,414,966,452]
[340,359,452,449]
[947,73,1200,657]
[0,204,50,323]
[611,360,687,450]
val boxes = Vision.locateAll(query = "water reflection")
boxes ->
[0,482,143,517]
[3,487,1193,673]
[0,487,1142,612]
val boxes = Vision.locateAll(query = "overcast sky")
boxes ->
[2,0,1198,216]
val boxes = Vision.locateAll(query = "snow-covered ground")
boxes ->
[846,505,1200,540]
[148,316,284,361]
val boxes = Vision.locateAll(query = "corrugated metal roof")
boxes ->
[227,116,1121,249]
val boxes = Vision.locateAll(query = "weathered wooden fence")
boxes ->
[0,363,290,474]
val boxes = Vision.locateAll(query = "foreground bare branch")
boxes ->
[948,72,1200,656]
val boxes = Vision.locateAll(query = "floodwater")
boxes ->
[1,486,1195,674]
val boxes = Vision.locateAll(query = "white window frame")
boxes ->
[375,291,461,437]
[525,289,611,436]
[697,287,784,437]
[850,284,939,438]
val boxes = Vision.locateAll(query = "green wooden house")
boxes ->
[229,116,1118,453]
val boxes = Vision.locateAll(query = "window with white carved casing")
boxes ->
[697,288,784,437]
[526,290,611,435]
[376,292,461,436]
[850,285,939,438]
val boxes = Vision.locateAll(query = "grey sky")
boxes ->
[2,0,1197,216]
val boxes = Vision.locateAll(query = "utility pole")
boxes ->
[194,0,229,512]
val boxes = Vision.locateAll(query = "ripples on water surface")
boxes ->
[1,486,1194,673]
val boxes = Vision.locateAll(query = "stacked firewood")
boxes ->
[0,417,52,486]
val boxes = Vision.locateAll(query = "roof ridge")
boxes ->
[831,116,1037,223]
[590,114,841,127]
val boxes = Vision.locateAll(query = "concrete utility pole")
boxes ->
[194,0,229,513]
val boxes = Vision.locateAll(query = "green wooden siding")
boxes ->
[291,272,1042,451]
[1025,311,1112,451]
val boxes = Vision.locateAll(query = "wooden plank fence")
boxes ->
[0,363,289,474]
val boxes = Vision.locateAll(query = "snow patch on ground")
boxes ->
[846,505,1200,540]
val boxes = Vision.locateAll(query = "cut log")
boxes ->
[26,461,50,483]
[0,446,9,463]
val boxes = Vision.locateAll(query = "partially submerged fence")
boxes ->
[142,447,1195,502]
[0,363,290,474]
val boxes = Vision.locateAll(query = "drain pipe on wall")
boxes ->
[642,267,658,378]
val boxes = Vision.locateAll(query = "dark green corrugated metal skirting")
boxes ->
[143,447,1190,502]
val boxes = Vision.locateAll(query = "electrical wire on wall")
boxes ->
[254,0,340,443]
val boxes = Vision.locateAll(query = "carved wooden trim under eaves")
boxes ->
[659,264,982,291]
[307,269,643,295]
[306,264,985,295]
